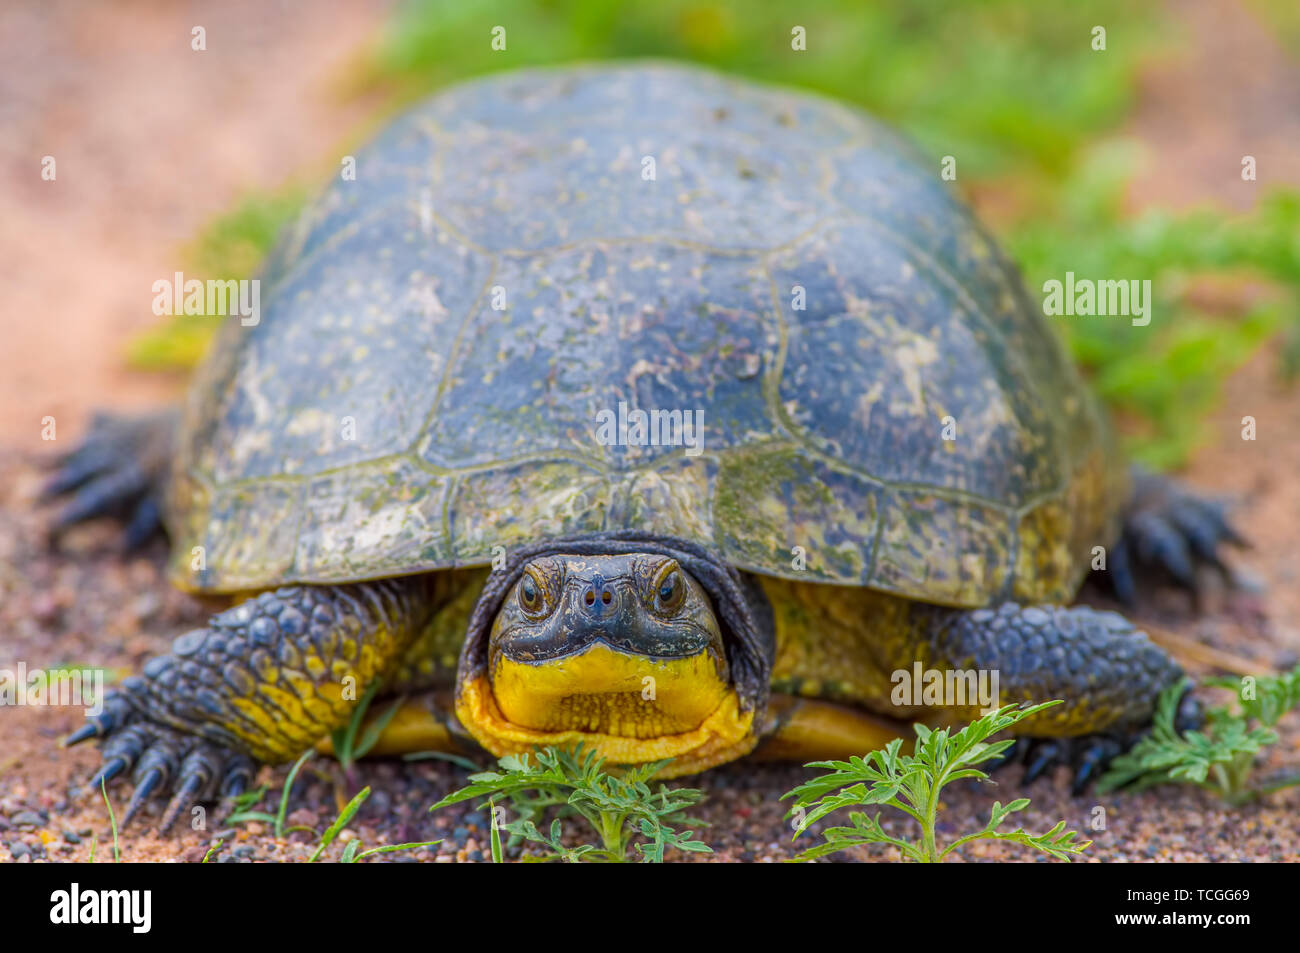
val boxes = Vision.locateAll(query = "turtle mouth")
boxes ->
[453,534,774,775]
[456,662,757,777]
[490,639,730,737]
[457,618,758,776]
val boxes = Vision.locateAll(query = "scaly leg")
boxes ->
[64,576,438,829]
[754,602,1192,792]
[909,601,1195,792]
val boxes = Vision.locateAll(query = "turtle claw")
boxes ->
[1102,468,1250,604]
[63,722,101,747]
[122,496,164,551]
[1107,537,1138,606]
[63,689,141,748]
[41,408,176,550]
[122,768,167,828]
[1129,512,1196,589]
[220,757,256,799]
[39,442,119,499]
[1022,740,1063,785]
[1070,738,1122,794]
[69,705,247,831]
[160,781,203,834]
[49,466,150,531]
[1011,687,1204,794]
[1175,689,1203,734]
[87,756,130,790]
[151,745,248,833]
[1016,735,1123,791]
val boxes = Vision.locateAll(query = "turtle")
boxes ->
[45,62,1242,830]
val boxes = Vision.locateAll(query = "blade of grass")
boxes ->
[403,751,483,772]
[274,749,314,838]
[354,839,443,861]
[309,786,371,862]
[100,777,120,863]
[353,696,406,761]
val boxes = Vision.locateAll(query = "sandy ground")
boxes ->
[0,0,390,448]
[1127,0,1300,211]
[1,0,1298,862]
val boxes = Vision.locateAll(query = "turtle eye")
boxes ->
[654,569,685,615]
[519,573,546,615]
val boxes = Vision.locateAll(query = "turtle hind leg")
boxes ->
[64,576,438,829]
[911,601,1190,792]
[1102,465,1249,606]
[41,408,179,550]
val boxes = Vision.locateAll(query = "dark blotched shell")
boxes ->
[168,62,1123,608]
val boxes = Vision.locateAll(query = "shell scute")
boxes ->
[173,63,1120,607]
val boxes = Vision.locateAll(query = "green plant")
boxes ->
[783,701,1090,862]
[1008,151,1300,467]
[431,745,712,862]
[214,764,438,862]
[403,750,484,772]
[1098,667,1300,803]
[309,785,441,863]
[226,749,316,838]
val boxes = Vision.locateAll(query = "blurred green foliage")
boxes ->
[133,0,1300,467]
[366,0,1163,182]
[1006,145,1299,467]
[128,188,305,369]
[1249,0,1300,56]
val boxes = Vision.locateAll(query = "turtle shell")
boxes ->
[167,62,1125,608]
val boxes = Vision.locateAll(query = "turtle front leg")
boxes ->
[41,408,179,549]
[909,602,1194,792]
[64,577,438,829]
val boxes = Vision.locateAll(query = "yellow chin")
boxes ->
[455,643,757,777]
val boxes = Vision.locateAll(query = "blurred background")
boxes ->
[3,0,1298,471]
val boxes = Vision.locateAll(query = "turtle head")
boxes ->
[455,552,761,775]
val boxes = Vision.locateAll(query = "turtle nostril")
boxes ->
[581,584,615,614]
